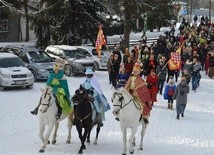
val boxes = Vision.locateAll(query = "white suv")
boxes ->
[0,53,34,90]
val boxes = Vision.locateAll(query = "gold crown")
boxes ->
[132,63,141,72]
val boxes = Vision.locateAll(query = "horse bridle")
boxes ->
[112,92,132,110]
[40,87,55,113]
[112,92,141,111]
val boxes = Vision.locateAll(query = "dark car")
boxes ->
[1,45,55,81]
[45,45,95,76]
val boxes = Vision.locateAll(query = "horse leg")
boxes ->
[139,122,148,150]
[132,136,136,147]
[86,127,91,144]
[66,113,73,144]
[39,123,55,153]
[121,127,127,155]
[128,127,138,154]
[52,122,59,145]
[77,127,84,154]
[38,122,45,144]
[94,125,100,145]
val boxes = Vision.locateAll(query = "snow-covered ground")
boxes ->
[0,70,214,155]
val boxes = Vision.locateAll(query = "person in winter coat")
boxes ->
[111,54,120,88]
[173,76,190,120]
[116,66,130,89]
[183,58,192,73]
[156,60,167,95]
[124,56,134,76]
[146,69,159,105]
[107,55,114,84]
[208,52,214,78]
[190,58,202,92]
[31,63,71,119]
[164,77,176,110]
[182,69,191,85]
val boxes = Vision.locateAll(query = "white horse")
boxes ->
[111,87,148,155]
[38,86,73,153]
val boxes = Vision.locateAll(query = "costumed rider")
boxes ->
[124,62,152,123]
[81,68,111,127]
[31,63,71,120]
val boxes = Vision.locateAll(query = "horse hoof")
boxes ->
[82,145,86,150]
[94,142,97,145]
[130,150,134,154]
[139,147,143,150]
[39,149,44,153]
[122,153,126,155]
[66,140,71,144]
[132,142,136,147]
[52,140,56,145]
[78,150,83,154]
[48,140,50,144]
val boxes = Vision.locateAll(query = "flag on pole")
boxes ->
[168,49,181,70]
[95,25,106,59]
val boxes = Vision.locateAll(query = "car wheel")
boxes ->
[94,62,100,71]
[64,65,73,77]
[26,85,33,89]
[31,70,37,82]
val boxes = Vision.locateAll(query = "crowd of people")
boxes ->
[107,16,214,119]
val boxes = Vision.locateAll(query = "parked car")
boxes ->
[1,45,55,81]
[44,45,95,76]
[77,46,108,70]
[0,53,34,90]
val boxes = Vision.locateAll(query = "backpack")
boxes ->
[168,87,174,96]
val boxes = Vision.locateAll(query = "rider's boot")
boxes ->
[55,98,62,120]
[30,103,40,115]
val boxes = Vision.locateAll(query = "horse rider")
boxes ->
[124,62,152,123]
[81,68,111,127]
[31,63,71,119]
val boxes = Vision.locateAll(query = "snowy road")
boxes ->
[0,71,214,155]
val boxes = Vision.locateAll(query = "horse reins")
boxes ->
[40,87,55,113]
[113,92,141,110]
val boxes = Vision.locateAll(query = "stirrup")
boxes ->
[56,114,60,120]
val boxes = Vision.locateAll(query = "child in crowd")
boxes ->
[116,66,130,89]
[164,77,176,110]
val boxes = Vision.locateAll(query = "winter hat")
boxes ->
[53,63,61,71]
[85,68,94,75]
[132,62,141,72]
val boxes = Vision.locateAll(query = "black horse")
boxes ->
[72,85,101,154]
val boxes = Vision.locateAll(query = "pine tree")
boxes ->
[29,0,108,48]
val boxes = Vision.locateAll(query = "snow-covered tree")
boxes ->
[29,0,108,48]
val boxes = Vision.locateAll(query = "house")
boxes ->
[0,0,39,42]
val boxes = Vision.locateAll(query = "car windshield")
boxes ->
[28,51,53,63]
[64,50,86,59]
[92,49,104,56]
[77,48,92,57]
[0,57,24,68]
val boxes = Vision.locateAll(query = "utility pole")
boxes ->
[136,0,140,32]
[209,0,211,22]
